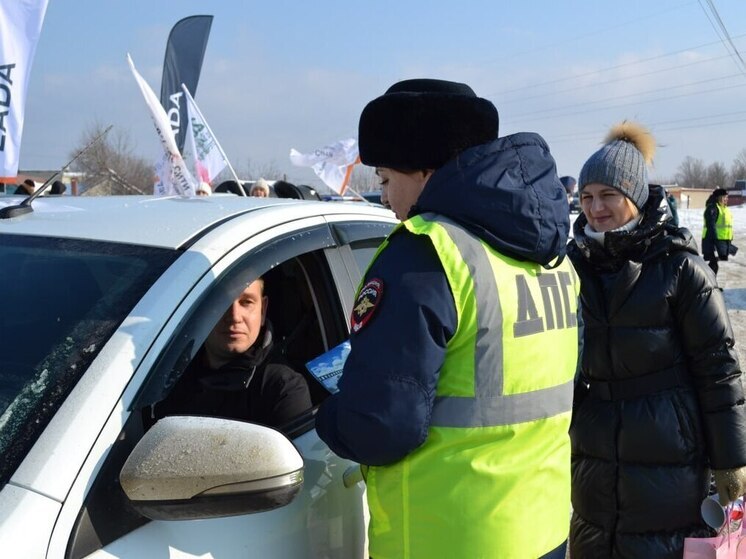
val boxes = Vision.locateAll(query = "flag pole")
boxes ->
[339,157,376,205]
[338,157,358,195]
[181,83,245,196]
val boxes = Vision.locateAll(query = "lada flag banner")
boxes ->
[127,54,196,196]
[0,0,49,179]
[183,84,227,185]
[160,15,213,154]
[290,138,360,195]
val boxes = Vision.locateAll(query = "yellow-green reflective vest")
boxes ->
[362,213,579,559]
[703,203,734,241]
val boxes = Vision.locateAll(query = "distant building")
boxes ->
[671,186,741,209]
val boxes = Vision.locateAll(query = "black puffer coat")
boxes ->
[568,186,746,559]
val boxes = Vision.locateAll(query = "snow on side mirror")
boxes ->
[120,416,304,520]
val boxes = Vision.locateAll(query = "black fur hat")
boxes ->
[358,79,499,171]
[712,187,728,198]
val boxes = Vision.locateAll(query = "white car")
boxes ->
[0,194,397,558]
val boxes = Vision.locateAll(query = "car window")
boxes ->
[350,241,382,276]
[329,220,392,280]
[67,224,351,558]
[134,224,345,414]
[0,234,177,491]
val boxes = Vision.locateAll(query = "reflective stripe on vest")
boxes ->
[423,216,575,428]
[718,204,734,241]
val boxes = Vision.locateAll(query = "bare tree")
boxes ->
[350,165,379,193]
[674,156,708,189]
[706,161,729,190]
[730,149,746,185]
[233,158,284,182]
[649,175,676,186]
[69,122,154,194]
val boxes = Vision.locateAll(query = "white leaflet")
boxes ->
[290,138,359,194]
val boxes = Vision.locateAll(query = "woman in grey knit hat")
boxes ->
[568,121,746,559]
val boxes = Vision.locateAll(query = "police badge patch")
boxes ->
[350,278,383,333]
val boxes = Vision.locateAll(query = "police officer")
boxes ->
[702,187,734,276]
[315,79,577,559]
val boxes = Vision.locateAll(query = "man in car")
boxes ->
[155,277,312,429]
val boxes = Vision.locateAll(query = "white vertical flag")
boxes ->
[182,85,227,185]
[0,0,49,179]
[127,54,196,196]
[290,138,360,195]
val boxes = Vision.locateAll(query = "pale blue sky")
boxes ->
[19,0,746,187]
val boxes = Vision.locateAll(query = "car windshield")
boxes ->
[0,235,178,488]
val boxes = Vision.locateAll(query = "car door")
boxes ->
[54,215,390,559]
[325,217,395,290]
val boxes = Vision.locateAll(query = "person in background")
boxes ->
[250,178,270,197]
[155,277,312,430]
[702,187,733,276]
[316,78,576,559]
[664,188,679,226]
[196,182,212,196]
[560,175,576,204]
[569,122,746,559]
[13,179,36,195]
[50,180,66,195]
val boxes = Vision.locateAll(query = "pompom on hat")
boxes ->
[578,121,656,210]
[358,78,499,171]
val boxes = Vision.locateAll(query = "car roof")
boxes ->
[0,195,395,249]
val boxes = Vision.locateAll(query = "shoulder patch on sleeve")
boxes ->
[351,278,384,333]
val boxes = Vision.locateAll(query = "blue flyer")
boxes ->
[305,340,350,394]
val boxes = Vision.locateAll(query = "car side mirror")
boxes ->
[120,416,304,520]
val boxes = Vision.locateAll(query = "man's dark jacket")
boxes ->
[156,326,311,429]
[568,187,746,559]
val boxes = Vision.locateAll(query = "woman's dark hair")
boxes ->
[706,188,728,205]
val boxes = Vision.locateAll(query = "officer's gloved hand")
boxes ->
[713,467,746,505]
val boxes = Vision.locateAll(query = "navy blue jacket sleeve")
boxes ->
[315,231,457,466]
[704,205,718,241]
